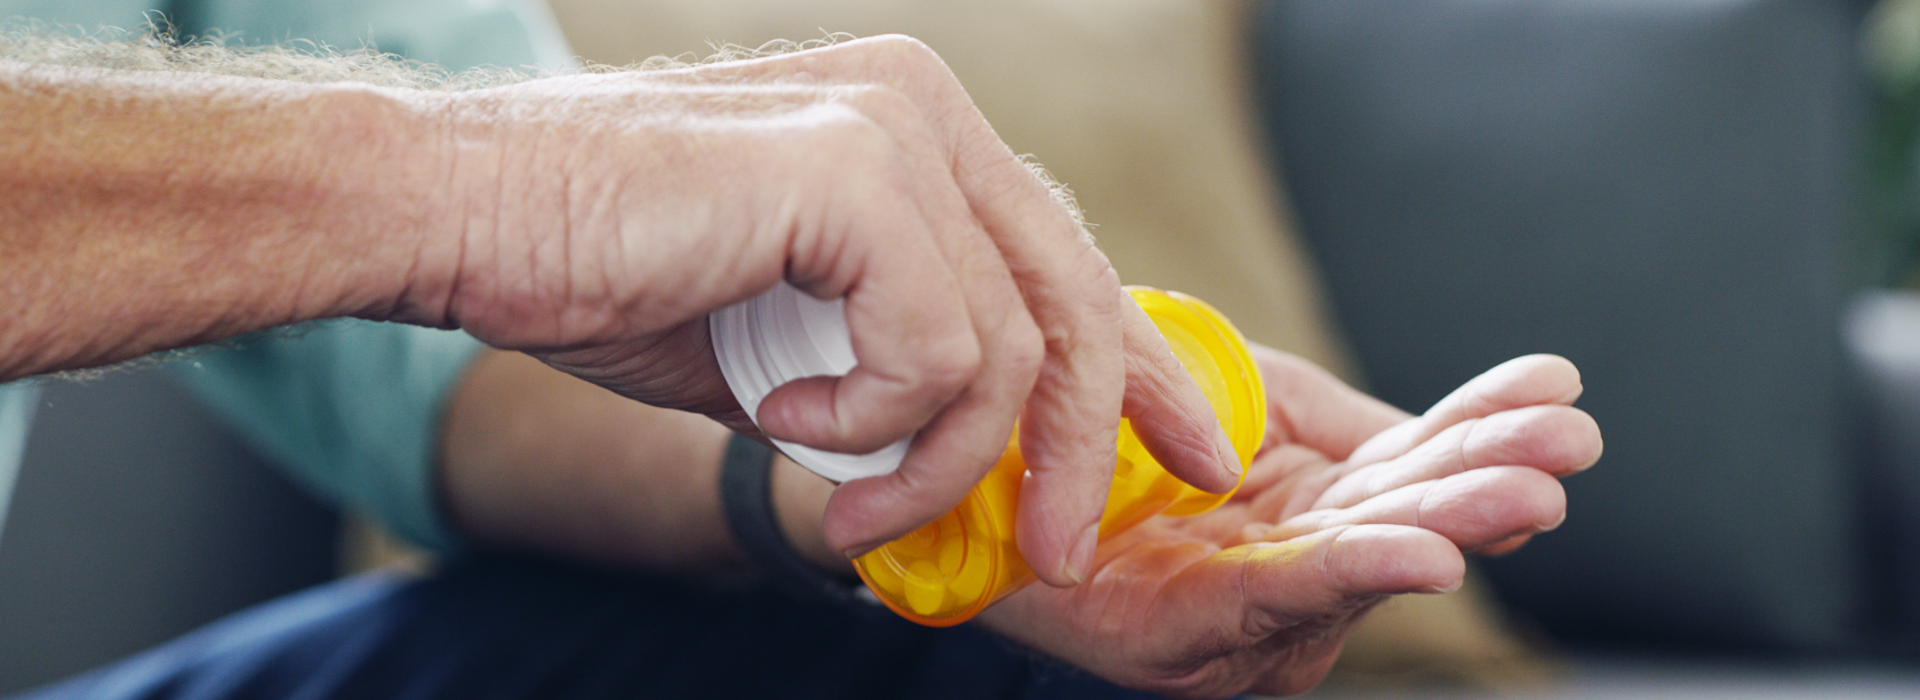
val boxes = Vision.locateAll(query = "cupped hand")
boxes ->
[979,347,1602,699]
[409,36,1233,583]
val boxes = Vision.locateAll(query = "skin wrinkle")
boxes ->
[512,130,548,345]
[556,117,577,342]
[1235,544,1277,640]
[1448,384,1506,426]
[1319,404,1599,517]
[1331,418,1471,511]
[1135,404,1225,487]
[827,184,980,448]
[285,236,315,328]
[1246,634,1320,697]
[1262,384,1303,452]
[1412,476,1436,533]
[0,30,864,354]
[1319,526,1353,602]
[1115,545,1229,687]
[7,24,1594,696]
[1440,418,1477,483]
[8,59,419,368]
[800,113,903,297]
[785,69,1055,546]
[1080,541,1151,640]
[388,195,432,324]
[450,97,507,337]
[1144,536,1381,699]
[434,95,468,330]
[596,148,628,335]
[705,36,1153,583]
[1461,413,1519,470]
[840,388,1019,545]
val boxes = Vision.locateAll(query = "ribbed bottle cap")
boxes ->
[709,282,911,482]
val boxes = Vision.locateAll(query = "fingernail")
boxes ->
[1540,510,1568,533]
[1062,522,1101,585]
[1214,425,1243,477]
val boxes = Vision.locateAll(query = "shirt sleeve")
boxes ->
[168,321,485,553]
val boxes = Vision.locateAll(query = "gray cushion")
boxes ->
[0,369,338,694]
[1249,0,1867,651]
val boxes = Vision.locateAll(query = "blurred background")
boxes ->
[13,0,1920,697]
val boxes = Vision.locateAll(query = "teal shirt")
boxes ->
[172,323,485,552]
[1,0,571,72]
[0,382,41,543]
[0,0,573,552]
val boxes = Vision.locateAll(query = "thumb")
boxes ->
[1149,524,1464,650]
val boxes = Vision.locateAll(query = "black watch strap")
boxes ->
[719,432,863,604]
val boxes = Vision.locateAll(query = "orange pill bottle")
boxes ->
[712,285,1264,627]
[851,287,1266,626]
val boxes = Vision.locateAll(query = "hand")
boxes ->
[0,32,1226,583]
[979,347,1602,699]
[407,36,1235,582]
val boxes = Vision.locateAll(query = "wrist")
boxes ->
[721,432,862,603]
[402,84,561,345]
[770,454,855,577]
[314,84,469,328]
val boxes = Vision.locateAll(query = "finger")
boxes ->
[1311,404,1601,511]
[1146,525,1463,676]
[1342,354,1584,470]
[1259,467,1567,552]
[1121,296,1243,495]
[810,88,1047,557]
[1253,343,1407,461]
[994,196,1126,589]
[861,39,1136,589]
[1476,533,1537,556]
[752,106,983,455]
[708,37,1132,586]
[824,360,1035,556]
[1236,443,1331,510]
[955,119,1131,588]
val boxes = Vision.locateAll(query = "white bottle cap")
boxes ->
[709,282,911,482]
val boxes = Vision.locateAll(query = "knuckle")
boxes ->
[919,337,983,395]
[797,102,892,153]
[1086,251,1123,293]
[885,456,981,518]
[1000,313,1047,378]
[1035,290,1120,358]
[859,34,944,74]
[835,81,919,114]
[820,83,924,133]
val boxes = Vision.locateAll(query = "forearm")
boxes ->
[439,350,849,576]
[0,61,454,379]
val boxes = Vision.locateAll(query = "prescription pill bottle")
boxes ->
[711,284,1264,626]
[849,287,1265,626]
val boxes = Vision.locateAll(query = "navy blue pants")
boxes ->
[13,556,1167,700]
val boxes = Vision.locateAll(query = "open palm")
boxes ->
[982,347,1602,699]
